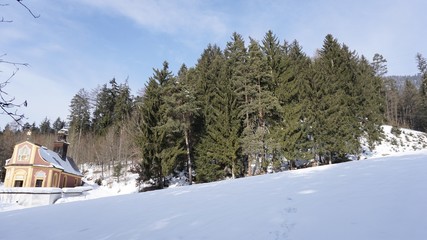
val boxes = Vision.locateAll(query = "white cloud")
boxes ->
[78,0,229,39]
[0,65,72,128]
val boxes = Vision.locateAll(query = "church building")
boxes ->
[3,129,82,188]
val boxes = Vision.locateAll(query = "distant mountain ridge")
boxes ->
[387,74,422,89]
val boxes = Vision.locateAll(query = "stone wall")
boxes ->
[0,186,92,207]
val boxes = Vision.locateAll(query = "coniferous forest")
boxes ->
[2,31,427,186]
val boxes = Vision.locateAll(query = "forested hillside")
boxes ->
[1,31,427,187]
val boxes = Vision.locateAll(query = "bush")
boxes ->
[94,177,103,186]
[391,126,402,136]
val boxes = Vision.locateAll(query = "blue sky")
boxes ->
[1,0,426,129]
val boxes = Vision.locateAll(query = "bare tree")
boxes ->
[1,0,39,127]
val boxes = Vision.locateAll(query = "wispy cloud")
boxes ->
[78,0,229,39]
[1,0,426,129]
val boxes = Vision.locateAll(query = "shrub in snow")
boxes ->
[391,126,402,136]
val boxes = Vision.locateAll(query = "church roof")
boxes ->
[39,147,83,177]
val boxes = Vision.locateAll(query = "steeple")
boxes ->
[53,128,69,159]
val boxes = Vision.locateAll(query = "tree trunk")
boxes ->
[184,129,192,185]
[231,161,236,179]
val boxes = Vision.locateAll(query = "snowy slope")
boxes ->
[1,149,427,240]
[371,125,427,156]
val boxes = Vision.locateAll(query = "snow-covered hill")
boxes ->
[371,125,427,156]
[1,125,427,239]
[1,150,427,239]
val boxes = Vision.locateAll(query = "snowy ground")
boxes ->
[0,125,427,239]
[362,125,426,156]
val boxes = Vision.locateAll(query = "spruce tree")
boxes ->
[92,81,116,135]
[68,88,92,164]
[312,35,360,163]
[134,61,173,188]
[242,38,281,174]
[161,64,201,184]
[68,88,91,135]
[39,117,53,134]
[261,30,285,91]
[193,44,243,182]
[52,117,66,132]
[415,53,427,131]
[113,81,133,126]
[279,40,314,165]
[356,56,384,148]
[223,32,252,174]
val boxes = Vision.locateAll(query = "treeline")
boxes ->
[383,71,427,130]
[2,31,427,187]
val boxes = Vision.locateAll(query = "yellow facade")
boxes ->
[4,141,82,188]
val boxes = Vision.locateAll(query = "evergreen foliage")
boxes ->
[133,61,175,188]
[68,88,91,135]
[6,30,405,186]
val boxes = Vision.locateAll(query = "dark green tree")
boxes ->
[113,81,133,126]
[193,45,242,182]
[69,89,91,135]
[415,53,427,131]
[241,38,281,174]
[161,65,202,184]
[39,117,53,134]
[371,53,388,77]
[261,30,286,91]
[279,40,314,166]
[399,79,419,128]
[312,35,361,163]
[134,61,173,189]
[92,79,120,135]
[52,117,66,132]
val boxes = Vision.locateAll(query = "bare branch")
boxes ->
[16,0,40,18]
[0,103,26,126]
[0,55,29,127]
[0,1,37,127]
[0,16,13,23]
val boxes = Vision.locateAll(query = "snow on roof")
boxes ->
[39,147,82,177]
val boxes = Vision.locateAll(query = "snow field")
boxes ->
[1,149,426,239]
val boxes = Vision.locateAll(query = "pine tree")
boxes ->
[198,58,243,181]
[113,81,133,126]
[223,32,252,175]
[415,53,427,131]
[241,38,281,174]
[193,44,243,182]
[361,56,385,145]
[68,88,92,164]
[68,88,91,135]
[399,80,419,128]
[161,64,201,184]
[134,61,173,188]
[312,35,360,163]
[39,117,53,134]
[371,53,388,77]
[279,40,314,165]
[52,117,66,132]
[92,82,116,135]
[261,30,285,91]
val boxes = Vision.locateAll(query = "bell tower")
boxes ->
[53,129,69,159]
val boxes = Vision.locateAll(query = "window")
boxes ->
[35,179,43,187]
[14,180,24,187]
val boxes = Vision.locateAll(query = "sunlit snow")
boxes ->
[1,126,426,239]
